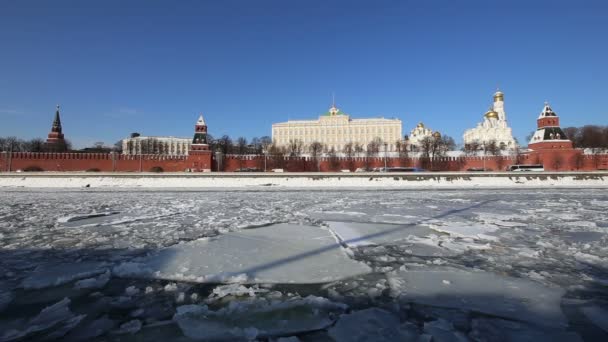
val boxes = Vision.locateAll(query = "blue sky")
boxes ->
[1,0,606,148]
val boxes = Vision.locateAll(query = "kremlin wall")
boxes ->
[1,95,608,173]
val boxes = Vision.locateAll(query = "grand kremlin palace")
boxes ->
[272,105,402,152]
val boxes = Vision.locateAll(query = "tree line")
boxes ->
[0,136,72,152]
[563,125,608,151]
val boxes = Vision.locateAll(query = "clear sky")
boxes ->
[1,0,606,148]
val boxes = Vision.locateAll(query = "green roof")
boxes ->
[322,110,346,116]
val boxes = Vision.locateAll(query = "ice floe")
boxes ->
[0,298,85,341]
[328,308,422,342]
[388,267,566,328]
[113,223,371,284]
[22,261,108,289]
[173,295,347,340]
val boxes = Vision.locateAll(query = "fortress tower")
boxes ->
[45,105,68,152]
[187,114,212,171]
[528,103,573,150]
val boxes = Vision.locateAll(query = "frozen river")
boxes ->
[1,189,607,341]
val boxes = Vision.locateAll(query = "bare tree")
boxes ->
[367,137,382,157]
[343,142,355,171]
[463,141,481,156]
[327,147,340,171]
[218,135,233,155]
[354,142,364,157]
[483,140,500,157]
[236,137,248,155]
[287,139,303,157]
[268,142,287,169]
[309,141,324,172]
[395,139,408,166]
[235,137,248,169]
[26,138,45,152]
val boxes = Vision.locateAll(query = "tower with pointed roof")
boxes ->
[190,114,209,153]
[187,113,212,171]
[45,105,68,152]
[528,102,573,150]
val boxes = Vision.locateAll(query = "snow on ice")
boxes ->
[113,223,371,284]
[1,188,607,340]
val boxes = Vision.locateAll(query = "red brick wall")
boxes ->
[1,150,606,173]
[0,152,211,172]
[219,151,608,172]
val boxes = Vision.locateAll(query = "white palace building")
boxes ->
[272,104,402,152]
[463,90,517,149]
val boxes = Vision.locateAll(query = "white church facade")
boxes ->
[463,90,517,149]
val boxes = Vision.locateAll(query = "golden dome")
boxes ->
[432,131,441,138]
[493,91,504,102]
[484,109,499,119]
[417,122,424,128]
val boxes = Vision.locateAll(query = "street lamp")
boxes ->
[384,143,388,171]
[263,148,268,172]
[482,143,486,171]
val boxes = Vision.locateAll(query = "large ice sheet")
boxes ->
[114,224,371,284]
[326,221,431,247]
[174,295,347,340]
[388,267,566,328]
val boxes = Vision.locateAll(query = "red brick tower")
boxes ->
[528,102,573,150]
[45,105,68,152]
[527,102,580,170]
[187,114,212,171]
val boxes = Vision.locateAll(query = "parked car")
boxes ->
[355,167,372,172]
[234,167,262,172]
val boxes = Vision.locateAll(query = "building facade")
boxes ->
[463,90,516,149]
[121,135,191,155]
[272,104,402,152]
[406,122,437,151]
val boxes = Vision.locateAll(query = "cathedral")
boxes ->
[407,122,440,152]
[463,90,516,149]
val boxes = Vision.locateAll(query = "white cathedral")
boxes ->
[463,90,516,149]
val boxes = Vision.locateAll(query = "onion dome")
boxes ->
[432,131,441,138]
[493,90,504,102]
[417,122,425,128]
[484,108,499,120]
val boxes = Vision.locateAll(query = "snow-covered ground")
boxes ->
[1,189,607,340]
[1,172,607,189]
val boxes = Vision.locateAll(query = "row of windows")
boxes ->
[274,127,400,136]
[276,136,400,144]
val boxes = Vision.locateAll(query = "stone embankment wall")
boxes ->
[0,172,606,189]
